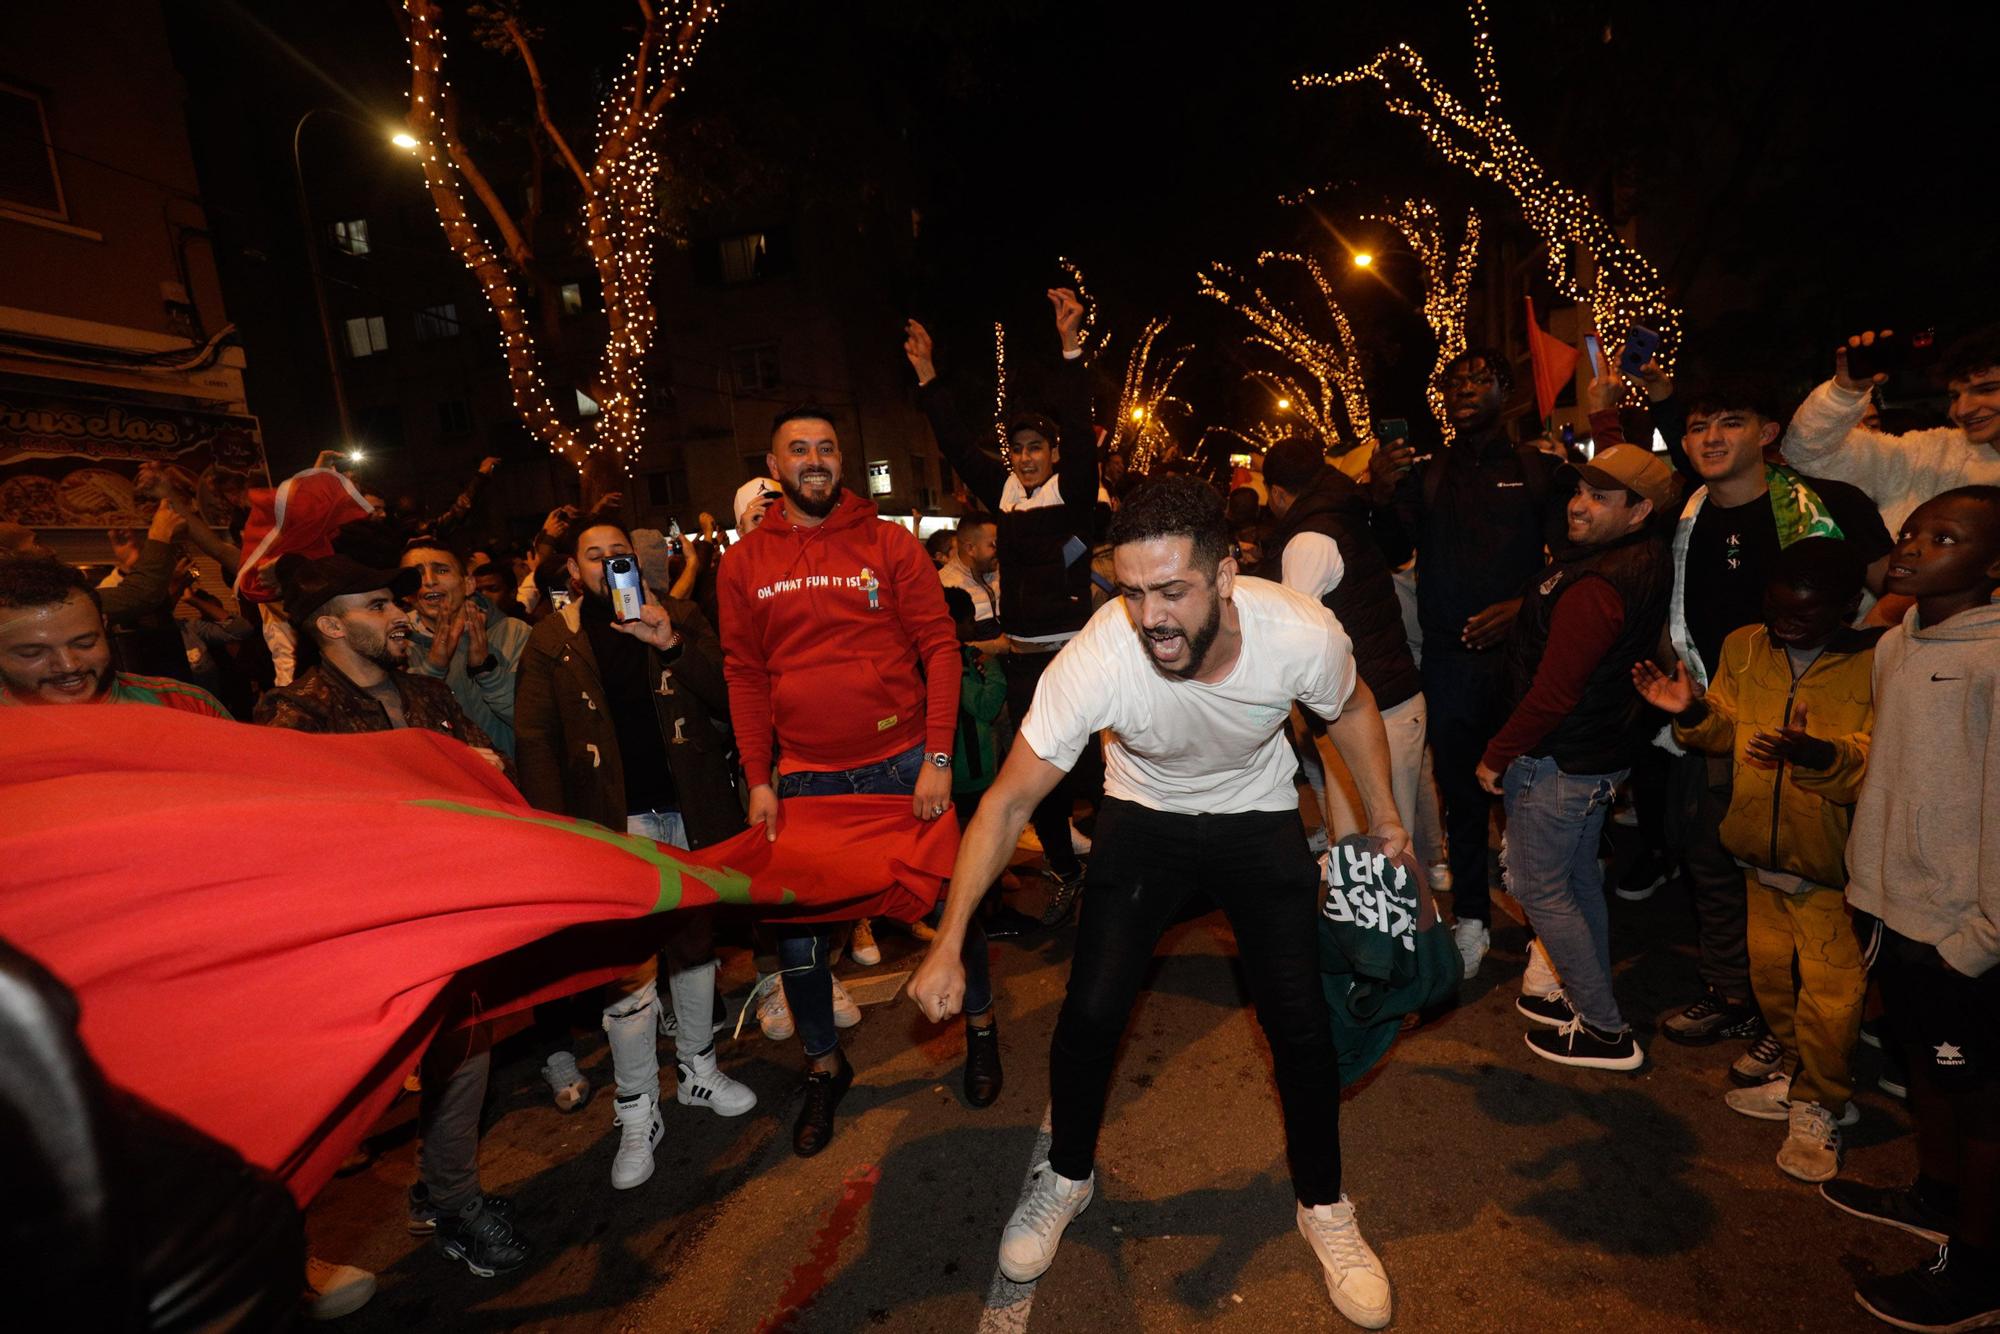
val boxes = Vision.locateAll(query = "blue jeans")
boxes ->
[1502,755,1628,1033]
[774,744,993,1057]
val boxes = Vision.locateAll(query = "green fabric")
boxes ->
[1316,837,1464,1086]
[1766,465,1846,547]
[952,647,1007,794]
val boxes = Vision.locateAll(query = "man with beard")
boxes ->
[400,541,531,758]
[1657,380,1890,1060]
[512,519,757,1190]
[1368,348,1567,978]
[0,554,229,715]
[253,552,524,1283]
[908,477,1408,1330]
[718,405,987,1157]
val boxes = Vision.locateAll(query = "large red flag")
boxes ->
[1524,296,1582,423]
[0,706,953,1199]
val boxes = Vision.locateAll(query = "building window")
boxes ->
[415,303,459,341]
[560,282,584,315]
[344,315,388,358]
[0,84,67,220]
[330,218,370,256]
[575,389,600,419]
[717,232,767,284]
[437,399,471,435]
[866,460,892,497]
[730,342,782,394]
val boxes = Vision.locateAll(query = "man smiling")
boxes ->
[400,541,531,758]
[0,555,228,714]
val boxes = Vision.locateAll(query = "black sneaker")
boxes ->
[1662,993,1762,1045]
[793,1048,855,1158]
[1855,1244,2000,1332]
[1819,1180,1952,1245]
[1859,1017,1885,1050]
[1614,852,1670,902]
[434,1197,530,1277]
[1040,868,1085,928]
[1525,1018,1645,1071]
[964,1018,1004,1108]
[1730,1030,1788,1086]
[1515,989,1575,1029]
[984,904,1044,940]
[1880,1044,1910,1100]
[407,1182,514,1235]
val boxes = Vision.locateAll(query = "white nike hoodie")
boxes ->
[1845,602,2000,976]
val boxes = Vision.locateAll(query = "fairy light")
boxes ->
[992,321,1009,462]
[1198,252,1373,447]
[1298,0,1681,372]
[403,0,723,477]
[1359,199,1481,438]
[1106,319,1192,472]
[1056,255,1107,363]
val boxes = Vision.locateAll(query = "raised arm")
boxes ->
[907,319,1010,510]
[1047,288,1100,515]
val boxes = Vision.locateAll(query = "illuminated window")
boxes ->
[560,282,584,315]
[331,218,370,256]
[718,232,767,284]
[344,315,388,358]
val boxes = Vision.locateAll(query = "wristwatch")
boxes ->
[926,751,952,770]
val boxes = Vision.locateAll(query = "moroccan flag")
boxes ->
[233,466,375,603]
[1524,296,1581,423]
[0,706,953,1200]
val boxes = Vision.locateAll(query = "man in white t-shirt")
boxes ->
[908,477,1409,1330]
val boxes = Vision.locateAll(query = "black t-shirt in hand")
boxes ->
[1682,471,1891,675]
[579,594,678,816]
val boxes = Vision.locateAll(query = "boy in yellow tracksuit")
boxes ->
[1634,537,1877,1182]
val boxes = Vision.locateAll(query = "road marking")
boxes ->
[975,1103,1055,1334]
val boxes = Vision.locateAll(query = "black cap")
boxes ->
[277,552,420,626]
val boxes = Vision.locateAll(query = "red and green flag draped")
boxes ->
[0,706,953,1199]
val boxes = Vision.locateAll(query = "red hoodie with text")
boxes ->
[719,489,961,787]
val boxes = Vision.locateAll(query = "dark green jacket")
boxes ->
[1318,836,1463,1085]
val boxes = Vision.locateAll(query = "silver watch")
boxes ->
[926,751,952,770]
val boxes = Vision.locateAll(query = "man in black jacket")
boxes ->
[905,290,1096,916]
[1263,438,1427,838]
[1369,348,1568,978]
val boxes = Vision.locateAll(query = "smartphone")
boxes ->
[1618,325,1661,377]
[1845,329,1933,381]
[1378,418,1410,444]
[668,518,683,541]
[1582,334,1607,381]
[605,554,645,623]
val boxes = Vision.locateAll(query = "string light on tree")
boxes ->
[1107,318,1191,471]
[1358,198,1481,438]
[1298,0,1681,372]
[992,321,1009,462]
[1197,252,1373,447]
[1056,255,1109,363]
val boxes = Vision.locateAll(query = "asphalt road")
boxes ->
[310,850,1919,1332]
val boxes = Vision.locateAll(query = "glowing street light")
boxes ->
[1352,251,1375,269]
[391,131,421,151]
[1276,396,1293,411]
[1130,406,1147,422]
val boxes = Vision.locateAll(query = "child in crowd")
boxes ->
[1818,486,2000,1333]
[1634,538,1878,1183]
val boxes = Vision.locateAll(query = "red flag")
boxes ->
[1524,296,1581,423]
[233,467,375,602]
[0,706,952,1199]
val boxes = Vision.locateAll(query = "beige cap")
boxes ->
[1569,443,1679,512]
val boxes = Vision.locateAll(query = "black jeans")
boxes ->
[1001,650,1083,879]
[1420,649,1512,924]
[1048,798,1341,1205]
[1664,749,1751,1004]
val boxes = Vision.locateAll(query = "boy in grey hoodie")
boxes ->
[1821,486,2000,1333]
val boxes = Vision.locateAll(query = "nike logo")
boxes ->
[1932,673,1964,682]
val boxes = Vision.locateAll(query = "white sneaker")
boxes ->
[832,977,862,1028]
[756,977,795,1041]
[1725,1074,1859,1126]
[676,1051,757,1116]
[1297,1197,1392,1330]
[540,1050,590,1112]
[1068,821,1092,856]
[1777,1101,1842,1183]
[1427,861,1453,892]
[998,1162,1094,1283]
[610,1092,663,1190]
[1521,937,1560,999]
[304,1257,376,1319]
[1452,919,1490,979]
[849,919,882,967]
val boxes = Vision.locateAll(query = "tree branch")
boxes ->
[502,16,591,192]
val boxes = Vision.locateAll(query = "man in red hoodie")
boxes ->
[719,404,988,1156]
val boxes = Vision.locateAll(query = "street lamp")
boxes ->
[1352,251,1375,269]
[291,109,421,448]
[1276,396,1292,411]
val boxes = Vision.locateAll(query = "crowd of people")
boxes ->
[2,296,1997,1333]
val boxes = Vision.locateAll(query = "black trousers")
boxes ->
[1001,650,1083,878]
[1664,749,1752,1004]
[1047,798,1341,1205]
[1420,649,1513,924]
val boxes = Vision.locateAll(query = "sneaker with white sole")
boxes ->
[1452,919,1490,979]
[998,1162,1094,1283]
[1525,1017,1644,1070]
[1521,938,1561,999]
[540,1050,590,1113]
[676,1047,757,1116]
[433,1197,529,1277]
[1068,821,1092,857]
[1297,1197,1392,1330]
[1730,1031,1788,1087]
[756,977,795,1041]
[1515,989,1574,1028]
[1778,1100,1842,1183]
[1613,852,1669,902]
[304,1257,376,1319]
[1725,1074,1860,1126]
[849,919,882,967]
[831,977,861,1028]
[610,1092,663,1190]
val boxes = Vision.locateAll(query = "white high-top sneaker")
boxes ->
[610,1092,663,1190]
[1297,1196,1392,1329]
[998,1162,1094,1283]
[676,1047,757,1116]
[831,977,862,1028]
[1521,937,1560,999]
